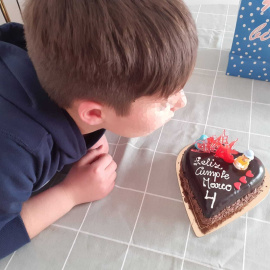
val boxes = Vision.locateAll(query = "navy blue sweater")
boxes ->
[0,23,105,259]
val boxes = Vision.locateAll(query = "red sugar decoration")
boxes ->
[234,182,241,190]
[193,130,238,163]
[239,176,247,184]
[246,170,254,177]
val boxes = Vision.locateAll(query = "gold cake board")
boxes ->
[176,145,270,237]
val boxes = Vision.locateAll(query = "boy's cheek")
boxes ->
[153,104,174,122]
[138,107,173,134]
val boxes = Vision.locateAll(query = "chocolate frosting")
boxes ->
[181,145,265,218]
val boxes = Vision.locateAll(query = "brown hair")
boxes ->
[23,0,198,115]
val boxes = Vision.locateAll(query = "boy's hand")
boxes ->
[60,145,117,206]
[90,134,109,153]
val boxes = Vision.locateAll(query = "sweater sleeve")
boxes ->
[0,135,35,259]
[0,23,26,51]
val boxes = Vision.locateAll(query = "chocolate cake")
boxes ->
[179,136,265,234]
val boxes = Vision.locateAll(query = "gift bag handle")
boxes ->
[0,0,11,23]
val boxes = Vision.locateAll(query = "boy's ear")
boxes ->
[77,101,104,126]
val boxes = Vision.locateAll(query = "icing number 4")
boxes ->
[205,190,217,209]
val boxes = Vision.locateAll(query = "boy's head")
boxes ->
[23,0,198,137]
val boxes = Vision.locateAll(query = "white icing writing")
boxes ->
[195,166,230,182]
[192,155,232,209]
[203,177,232,192]
[205,190,217,209]
[193,157,223,170]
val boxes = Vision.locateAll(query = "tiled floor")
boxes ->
[1,0,270,269]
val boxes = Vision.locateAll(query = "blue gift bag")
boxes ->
[226,0,270,82]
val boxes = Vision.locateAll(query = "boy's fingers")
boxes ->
[88,144,103,152]
[90,135,108,150]
[105,160,117,173]
[78,145,103,166]
[91,153,113,170]
[108,172,117,185]
[107,179,116,194]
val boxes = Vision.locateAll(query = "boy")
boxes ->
[0,0,197,259]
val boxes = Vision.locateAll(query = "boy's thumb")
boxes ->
[96,145,103,150]
[79,145,104,165]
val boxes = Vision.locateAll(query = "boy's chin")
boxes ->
[116,128,155,138]
[122,125,167,138]
[111,117,173,138]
